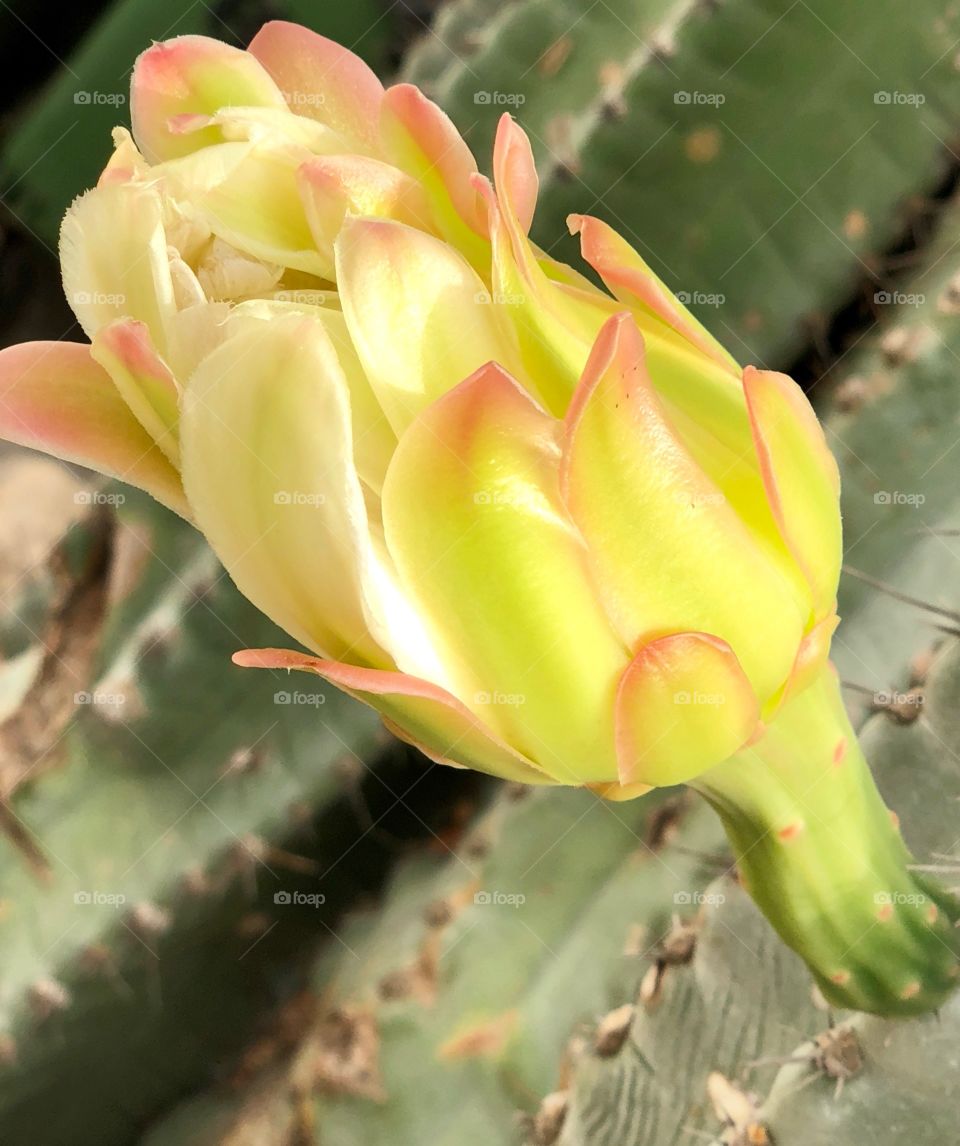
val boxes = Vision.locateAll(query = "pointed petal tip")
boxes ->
[231,646,554,784]
[492,113,538,234]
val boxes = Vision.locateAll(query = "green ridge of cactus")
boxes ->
[138,786,734,1145]
[403,0,960,363]
[823,197,960,714]
[0,0,395,248]
[555,877,823,1146]
[751,639,960,1143]
[554,640,960,1145]
[0,488,399,1146]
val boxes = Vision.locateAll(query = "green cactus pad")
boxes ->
[0,488,400,1146]
[404,0,960,363]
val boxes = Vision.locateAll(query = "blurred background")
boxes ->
[2,2,960,1144]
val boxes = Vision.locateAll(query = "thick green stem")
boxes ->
[692,666,960,1015]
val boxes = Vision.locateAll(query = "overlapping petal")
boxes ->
[90,319,180,467]
[568,213,739,374]
[561,313,805,705]
[743,367,842,620]
[0,341,187,514]
[158,142,327,276]
[298,155,432,263]
[248,21,384,154]
[615,632,759,786]
[60,182,176,349]
[179,312,388,666]
[131,35,287,163]
[335,216,521,435]
[381,360,628,783]
[380,84,487,264]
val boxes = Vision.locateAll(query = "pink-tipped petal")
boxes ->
[381,360,627,784]
[90,319,180,467]
[0,341,187,515]
[616,632,759,787]
[232,648,553,784]
[131,35,287,163]
[380,84,487,260]
[248,20,384,154]
[568,214,739,373]
[743,367,842,619]
[492,115,538,235]
[562,313,805,705]
[297,154,432,263]
[474,175,619,415]
[335,215,520,435]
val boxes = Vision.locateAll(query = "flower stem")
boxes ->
[692,666,960,1015]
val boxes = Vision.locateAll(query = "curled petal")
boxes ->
[159,142,328,277]
[0,341,187,515]
[616,633,759,786]
[477,176,618,415]
[743,367,842,619]
[248,20,384,154]
[562,313,805,704]
[90,319,180,467]
[382,360,627,783]
[60,182,176,349]
[492,114,538,235]
[335,216,521,435]
[131,35,287,163]
[97,127,149,186]
[180,313,388,666]
[297,155,432,263]
[568,214,739,373]
[381,84,487,261]
[232,648,554,785]
[168,105,347,153]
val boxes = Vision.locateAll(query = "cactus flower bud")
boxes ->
[0,23,956,1016]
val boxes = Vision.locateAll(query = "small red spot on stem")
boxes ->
[832,737,847,765]
[900,981,921,1000]
[877,903,894,922]
[889,809,900,831]
[927,904,939,925]
[830,970,851,986]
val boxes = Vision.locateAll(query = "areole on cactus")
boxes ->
[0,20,955,1016]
